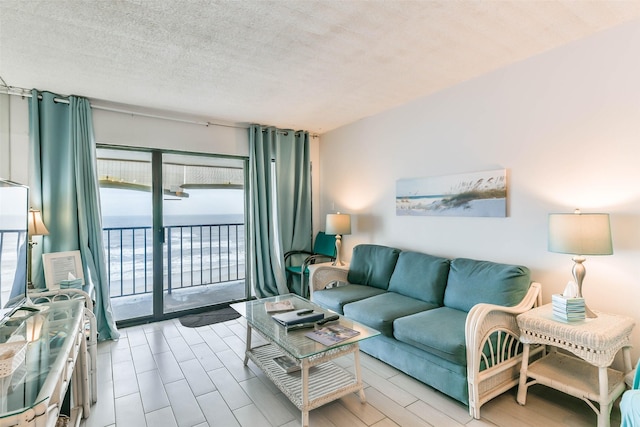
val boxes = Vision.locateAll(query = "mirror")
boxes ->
[0,179,29,322]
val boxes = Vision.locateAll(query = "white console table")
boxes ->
[0,299,90,427]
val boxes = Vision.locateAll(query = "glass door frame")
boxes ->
[98,144,250,327]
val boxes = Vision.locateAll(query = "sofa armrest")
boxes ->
[308,264,349,299]
[465,282,542,419]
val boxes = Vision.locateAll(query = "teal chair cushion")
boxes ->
[313,231,337,258]
[393,307,468,365]
[286,265,309,275]
[387,251,450,305]
[621,390,640,427]
[343,292,437,337]
[443,258,531,312]
[347,244,401,290]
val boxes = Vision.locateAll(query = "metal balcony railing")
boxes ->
[103,223,245,298]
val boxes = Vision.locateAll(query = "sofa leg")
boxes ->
[469,402,480,419]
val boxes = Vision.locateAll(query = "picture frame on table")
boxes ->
[42,250,85,290]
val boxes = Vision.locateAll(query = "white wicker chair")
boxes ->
[466,282,542,418]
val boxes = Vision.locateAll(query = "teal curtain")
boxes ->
[249,125,311,297]
[29,90,119,341]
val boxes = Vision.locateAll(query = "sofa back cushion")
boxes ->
[347,244,401,290]
[443,258,531,312]
[387,251,450,305]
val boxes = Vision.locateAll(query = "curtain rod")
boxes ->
[0,85,319,137]
[1,87,245,129]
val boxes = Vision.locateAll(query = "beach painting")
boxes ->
[396,169,507,217]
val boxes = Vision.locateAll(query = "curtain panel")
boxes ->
[29,90,119,341]
[249,125,311,297]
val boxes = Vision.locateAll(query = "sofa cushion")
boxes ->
[347,244,401,290]
[443,258,531,313]
[343,292,437,337]
[312,284,387,314]
[393,307,468,365]
[387,251,450,305]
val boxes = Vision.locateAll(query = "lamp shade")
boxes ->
[326,213,351,235]
[548,211,612,256]
[28,209,49,237]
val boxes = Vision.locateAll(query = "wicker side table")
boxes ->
[516,304,635,427]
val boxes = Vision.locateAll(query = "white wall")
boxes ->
[92,108,249,157]
[320,19,640,366]
[1,96,29,185]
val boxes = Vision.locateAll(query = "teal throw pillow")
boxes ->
[443,258,531,312]
[347,244,401,290]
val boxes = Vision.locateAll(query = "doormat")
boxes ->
[179,307,240,328]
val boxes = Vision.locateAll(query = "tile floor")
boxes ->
[80,316,622,427]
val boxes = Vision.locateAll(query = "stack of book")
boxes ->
[552,294,586,321]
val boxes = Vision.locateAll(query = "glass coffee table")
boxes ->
[231,294,379,427]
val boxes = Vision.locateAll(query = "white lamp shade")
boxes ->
[28,209,49,237]
[548,212,612,255]
[326,213,351,235]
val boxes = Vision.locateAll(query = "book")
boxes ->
[272,309,324,326]
[305,324,360,346]
[272,355,301,373]
[264,300,295,313]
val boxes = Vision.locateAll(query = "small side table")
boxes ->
[516,304,635,427]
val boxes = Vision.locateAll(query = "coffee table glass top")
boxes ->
[231,293,379,359]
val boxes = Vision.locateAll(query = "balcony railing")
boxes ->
[103,223,245,298]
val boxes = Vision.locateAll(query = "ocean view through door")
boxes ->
[97,147,248,324]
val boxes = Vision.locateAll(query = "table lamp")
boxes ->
[28,208,49,288]
[548,209,612,318]
[325,212,351,266]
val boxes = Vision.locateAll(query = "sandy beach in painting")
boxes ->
[396,197,506,217]
[396,169,507,217]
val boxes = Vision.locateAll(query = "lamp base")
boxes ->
[332,235,344,266]
[584,305,597,319]
[572,256,597,318]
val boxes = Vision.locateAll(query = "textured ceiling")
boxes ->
[1,1,640,134]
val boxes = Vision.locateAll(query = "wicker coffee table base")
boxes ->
[243,325,366,427]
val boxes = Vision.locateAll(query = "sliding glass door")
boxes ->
[97,147,248,324]
[161,153,246,315]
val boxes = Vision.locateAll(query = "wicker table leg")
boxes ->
[354,348,366,403]
[243,325,252,366]
[598,366,610,427]
[302,359,310,427]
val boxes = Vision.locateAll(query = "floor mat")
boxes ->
[178,307,240,328]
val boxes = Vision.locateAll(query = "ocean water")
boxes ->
[103,214,244,229]
[102,214,246,290]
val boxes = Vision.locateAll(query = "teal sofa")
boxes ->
[310,244,541,418]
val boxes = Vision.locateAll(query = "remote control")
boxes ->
[315,314,339,326]
[286,322,316,331]
[296,309,314,316]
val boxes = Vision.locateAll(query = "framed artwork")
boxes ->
[396,169,507,217]
[42,250,85,290]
